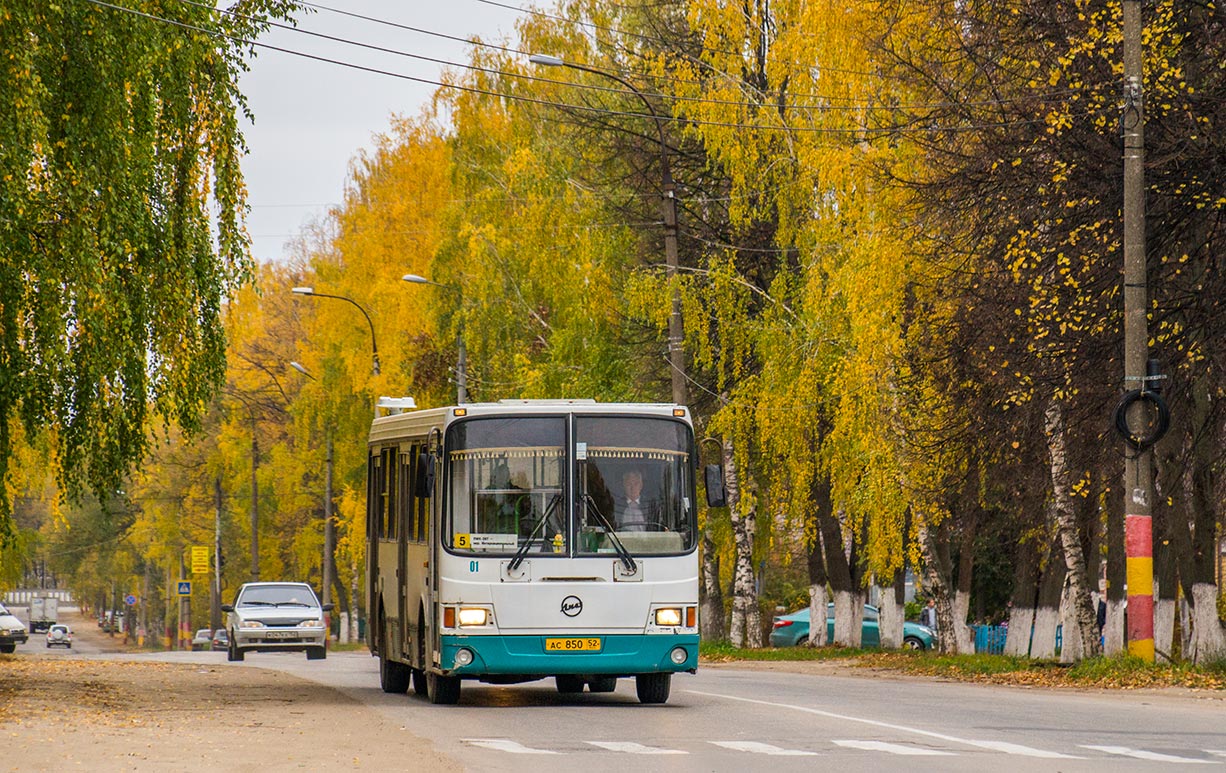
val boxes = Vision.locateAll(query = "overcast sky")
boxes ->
[238,1,526,263]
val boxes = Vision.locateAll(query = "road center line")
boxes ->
[685,689,1082,759]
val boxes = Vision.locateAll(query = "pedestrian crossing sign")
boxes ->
[177,581,192,596]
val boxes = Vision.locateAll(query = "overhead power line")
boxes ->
[83,0,1101,138]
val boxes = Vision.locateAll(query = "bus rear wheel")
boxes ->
[379,616,410,693]
[635,673,671,704]
[427,672,461,704]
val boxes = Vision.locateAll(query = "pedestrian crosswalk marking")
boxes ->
[587,741,687,755]
[462,739,559,754]
[711,741,819,756]
[688,690,1082,759]
[1081,745,1218,764]
[834,740,955,756]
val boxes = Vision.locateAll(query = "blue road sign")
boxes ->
[176,581,191,596]
[124,594,137,606]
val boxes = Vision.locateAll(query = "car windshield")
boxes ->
[238,585,317,607]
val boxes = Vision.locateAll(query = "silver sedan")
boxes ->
[221,582,332,661]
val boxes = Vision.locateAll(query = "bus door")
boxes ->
[397,445,414,658]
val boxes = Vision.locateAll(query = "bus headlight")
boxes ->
[455,647,475,667]
[670,647,688,665]
[457,607,488,627]
[654,608,683,627]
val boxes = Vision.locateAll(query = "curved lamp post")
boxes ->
[402,273,467,404]
[529,54,687,406]
[291,287,381,377]
[288,360,335,645]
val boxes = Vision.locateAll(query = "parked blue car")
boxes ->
[769,603,935,650]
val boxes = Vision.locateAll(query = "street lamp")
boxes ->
[402,273,467,404]
[288,360,335,646]
[529,53,687,406]
[291,287,381,377]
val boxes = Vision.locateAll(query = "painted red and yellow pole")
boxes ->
[1125,514,1154,660]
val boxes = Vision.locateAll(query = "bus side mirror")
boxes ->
[416,454,436,496]
[704,464,727,508]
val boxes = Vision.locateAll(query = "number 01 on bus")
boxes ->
[364,399,727,705]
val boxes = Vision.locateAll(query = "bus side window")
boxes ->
[367,453,381,541]
[404,445,419,543]
[398,449,412,543]
[381,447,396,540]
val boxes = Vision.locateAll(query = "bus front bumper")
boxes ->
[439,633,698,677]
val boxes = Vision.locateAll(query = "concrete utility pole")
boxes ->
[323,433,335,643]
[213,477,223,633]
[1121,0,1153,662]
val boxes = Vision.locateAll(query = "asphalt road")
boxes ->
[100,642,1226,772]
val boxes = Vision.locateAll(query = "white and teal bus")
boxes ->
[366,399,719,704]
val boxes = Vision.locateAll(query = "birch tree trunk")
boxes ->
[725,438,760,648]
[1004,537,1040,656]
[1030,536,1065,659]
[1044,400,1101,660]
[952,510,976,653]
[919,519,960,653]
[821,502,862,647]
[878,508,910,649]
[806,485,830,646]
[878,583,904,649]
[700,527,725,641]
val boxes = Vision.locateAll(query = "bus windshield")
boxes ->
[445,415,695,556]
[575,416,694,556]
[446,417,566,555]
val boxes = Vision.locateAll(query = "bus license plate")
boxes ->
[545,637,602,652]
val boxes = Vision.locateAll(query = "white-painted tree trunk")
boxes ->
[1104,600,1126,655]
[953,588,973,654]
[807,584,829,647]
[1059,582,1084,664]
[340,612,351,645]
[1154,591,1177,663]
[832,589,864,647]
[1187,583,1226,663]
[878,587,904,649]
[1004,606,1035,656]
[1030,606,1060,659]
[1045,400,1100,660]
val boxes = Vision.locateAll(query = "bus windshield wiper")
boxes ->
[583,495,637,574]
[508,493,562,572]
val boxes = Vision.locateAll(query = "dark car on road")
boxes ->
[211,628,229,651]
[770,603,935,650]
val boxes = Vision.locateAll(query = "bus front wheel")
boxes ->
[635,673,671,704]
[427,672,461,704]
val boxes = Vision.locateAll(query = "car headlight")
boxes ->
[457,608,488,627]
[239,620,266,629]
[654,608,683,627]
[298,618,323,628]
[916,625,935,636]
